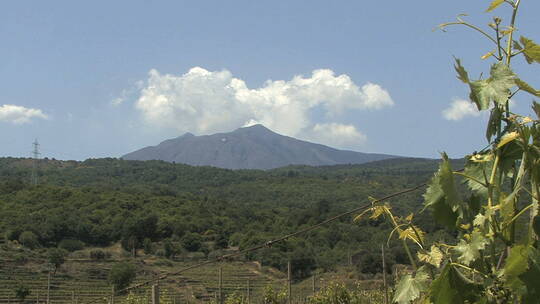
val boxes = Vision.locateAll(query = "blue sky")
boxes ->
[0,1,539,160]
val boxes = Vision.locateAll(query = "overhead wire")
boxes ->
[81,181,428,304]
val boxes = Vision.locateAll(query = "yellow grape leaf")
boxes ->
[370,204,392,219]
[470,153,493,162]
[399,226,425,246]
[486,0,504,12]
[417,245,444,268]
[500,27,515,36]
[481,51,494,60]
[497,131,519,149]
[405,213,414,222]
[522,116,533,124]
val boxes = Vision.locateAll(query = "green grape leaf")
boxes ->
[520,36,540,64]
[429,264,481,304]
[473,213,486,227]
[469,63,515,110]
[454,230,488,265]
[463,156,491,197]
[533,101,540,119]
[393,267,430,304]
[439,153,460,207]
[486,0,504,12]
[519,248,540,303]
[454,58,470,83]
[418,245,444,268]
[423,154,459,228]
[486,106,503,141]
[516,78,540,97]
[503,245,529,291]
[533,215,540,238]
[514,40,523,51]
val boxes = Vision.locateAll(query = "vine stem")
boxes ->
[505,0,521,67]
[487,154,501,209]
[439,21,507,57]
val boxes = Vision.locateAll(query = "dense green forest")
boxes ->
[0,157,461,279]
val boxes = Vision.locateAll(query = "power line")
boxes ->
[83,181,427,304]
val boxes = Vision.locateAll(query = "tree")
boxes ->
[47,248,67,275]
[180,232,202,252]
[18,231,39,249]
[14,284,30,303]
[108,262,136,291]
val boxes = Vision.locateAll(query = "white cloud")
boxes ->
[134,67,394,148]
[0,104,48,124]
[442,99,480,121]
[309,123,367,148]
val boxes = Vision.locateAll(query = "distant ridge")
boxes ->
[122,125,398,169]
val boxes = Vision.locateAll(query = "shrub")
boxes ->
[89,249,109,260]
[47,248,67,274]
[14,284,30,303]
[181,232,202,252]
[143,238,153,254]
[108,262,136,291]
[58,239,85,252]
[18,231,39,249]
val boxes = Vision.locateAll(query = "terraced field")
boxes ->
[0,243,292,304]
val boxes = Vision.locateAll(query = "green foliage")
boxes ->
[454,230,488,266]
[519,36,540,64]
[384,1,540,303]
[58,238,84,252]
[47,248,67,274]
[143,238,153,254]
[423,154,459,229]
[89,249,109,260]
[108,262,136,291]
[224,291,247,304]
[18,231,39,249]
[181,232,202,252]
[429,264,481,304]
[120,291,173,304]
[392,267,429,304]
[308,282,383,304]
[0,155,453,277]
[13,284,30,303]
[262,286,287,304]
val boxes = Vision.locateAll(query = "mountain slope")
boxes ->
[122,125,397,169]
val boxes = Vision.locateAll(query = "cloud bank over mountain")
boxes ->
[133,67,394,149]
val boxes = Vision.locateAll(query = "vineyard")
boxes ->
[1,0,540,303]
[0,241,385,304]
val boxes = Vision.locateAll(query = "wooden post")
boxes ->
[287,261,292,304]
[46,272,51,304]
[36,290,39,304]
[152,284,160,304]
[72,291,75,304]
[312,275,316,295]
[111,286,115,304]
[218,267,223,304]
[382,244,389,304]
[246,279,251,304]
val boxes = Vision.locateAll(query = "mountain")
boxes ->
[121,125,398,169]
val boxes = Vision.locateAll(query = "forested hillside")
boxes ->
[0,157,461,278]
